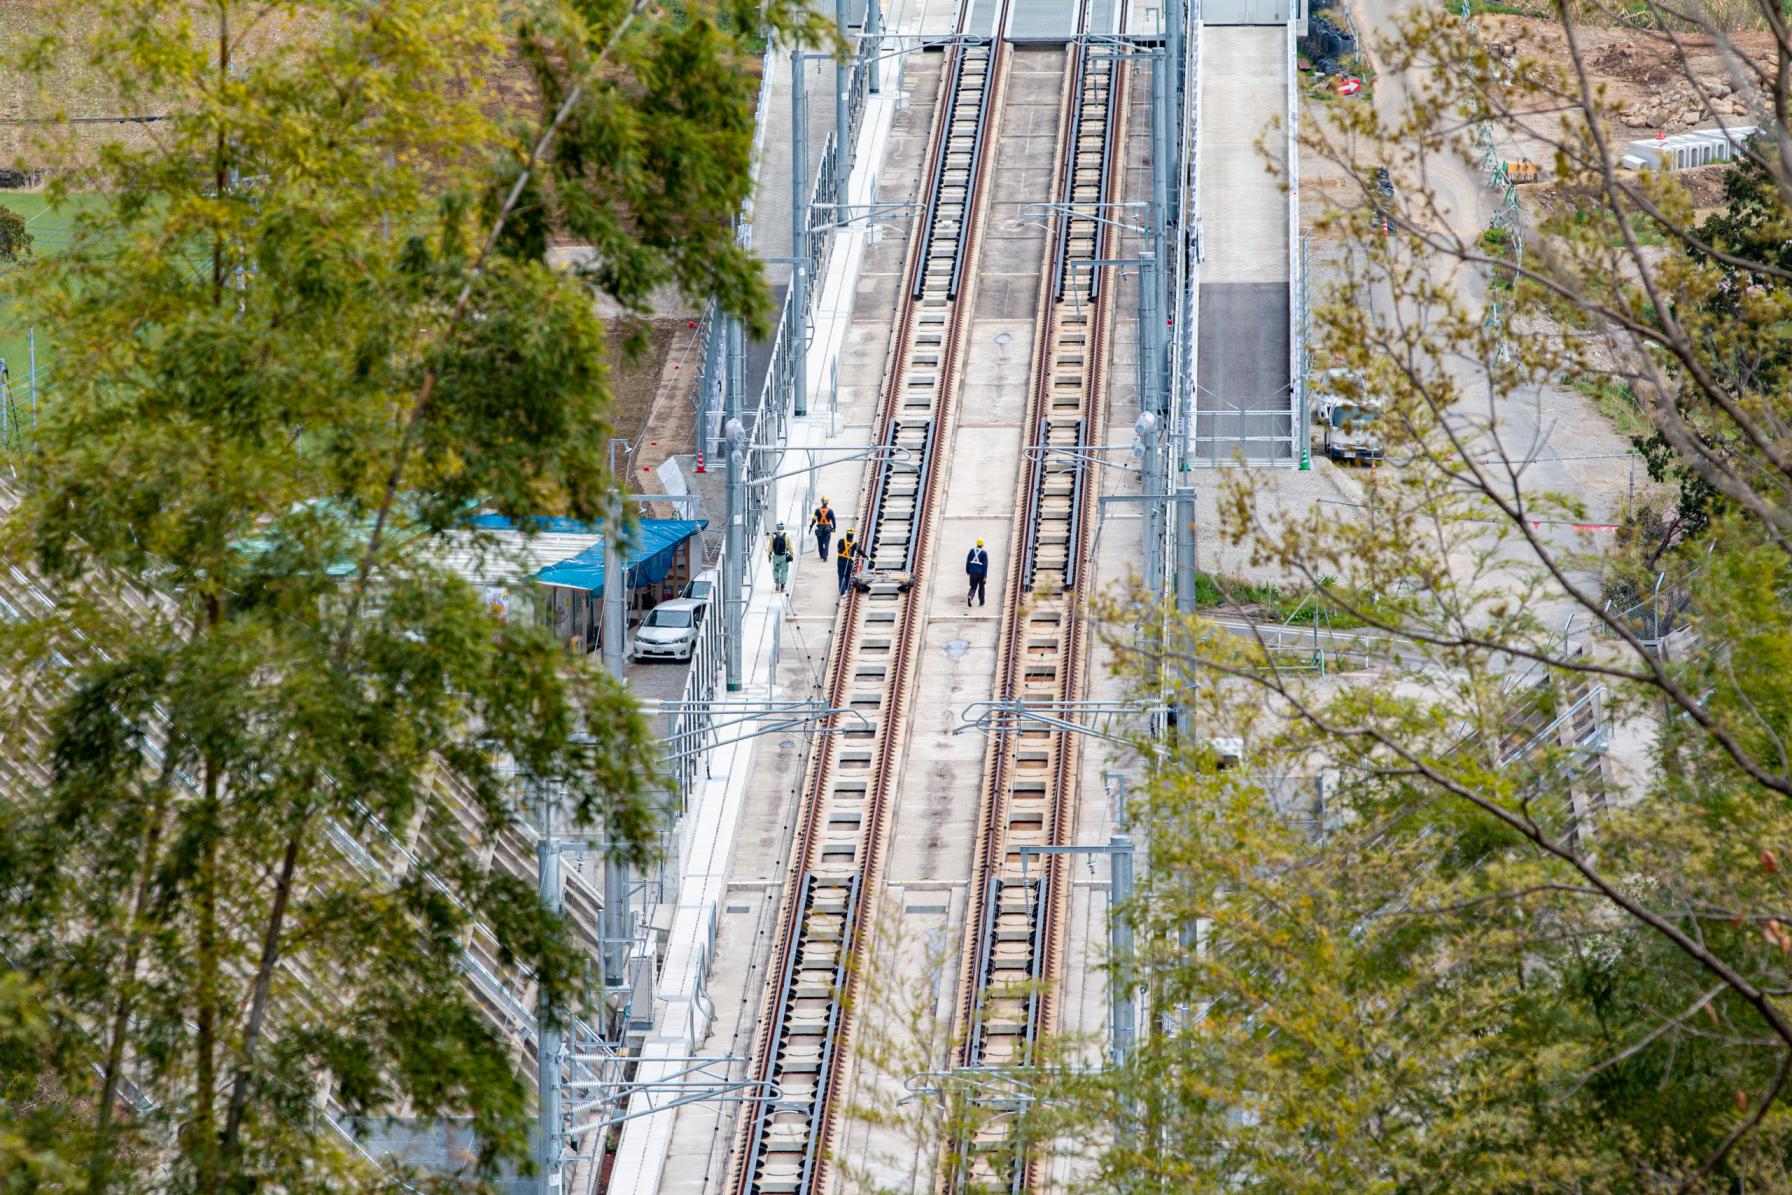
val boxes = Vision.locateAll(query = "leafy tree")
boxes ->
[1044,0,1792,1188]
[0,206,29,262]
[0,973,85,1189]
[0,0,826,1189]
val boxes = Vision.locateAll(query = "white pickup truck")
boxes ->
[1311,369,1384,465]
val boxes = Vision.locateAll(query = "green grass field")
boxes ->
[0,191,113,414]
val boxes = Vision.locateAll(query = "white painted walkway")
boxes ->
[1198,26,1289,287]
[1194,24,1296,464]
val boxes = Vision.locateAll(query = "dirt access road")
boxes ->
[1326,0,1643,531]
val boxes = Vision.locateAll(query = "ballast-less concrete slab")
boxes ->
[827,46,1066,1193]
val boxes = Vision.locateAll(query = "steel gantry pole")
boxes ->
[1135,410,1162,603]
[790,49,810,419]
[866,0,882,93]
[1174,486,1197,621]
[1015,839,1140,1069]
[697,311,722,460]
[724,318,746,692]
[1139,249,1166,602]
[834,0,853,208]
[602,441,627,679]
[1149,37,1171,375]
[1164,0,1184,227]
[602,840,629,1006]
[1173,483,1198,737]
[535,779,564,1192]
[596,456,633,1041]
[1110,834,1136,1066]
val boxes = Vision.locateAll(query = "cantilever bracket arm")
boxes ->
[742,443,913,488]
[647,700,874,764]
[1022,441,1144,472]
[1014,840,1131,883]
[1081,32,1165,56]
[808,200,923,232]
[899,1064,1076,1109]
[564,1078,780,1136]
[953,700,1158,745]
[663,713,870,759]
[794,32,994,79]
[1018,200,1150,236]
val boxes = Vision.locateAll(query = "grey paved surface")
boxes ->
[1195,25,1293,464]
[1195,281,1292,462]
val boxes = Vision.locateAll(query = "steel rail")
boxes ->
[910,29,1002,304]
[945,5,1128,1189]
[728,3,1014,1189]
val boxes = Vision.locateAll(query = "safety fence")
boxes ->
[1598,540,1715,652]
[1454,0,1525,358]
[1178,1,1202,474]
[0,357,46,454]
[1286,19,1306,468]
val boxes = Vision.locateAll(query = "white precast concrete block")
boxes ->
[1623,124,1755,171]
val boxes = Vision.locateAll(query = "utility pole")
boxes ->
[535,779,564,1194]
[724,312,747,692]
[866,0,882,93]
[790,49,810,418]
[602,441,627,680]
[697,311,722,460]
[1109,834,1136,1066]
[1173,484,1198,738]
[724,416,747,693]
[1149,39,1171,388]
[1135,410,1161,602]
[602,835,629,1008]
[834,0,853,208]
[599,440,633,1051]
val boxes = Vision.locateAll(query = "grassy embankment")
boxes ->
[0,190,111,390]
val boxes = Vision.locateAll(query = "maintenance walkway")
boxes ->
[1195,24,1294,465]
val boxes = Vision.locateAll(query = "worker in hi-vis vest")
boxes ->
[836,530,866,596]
[965,537,989,607]
[810,498,837,561]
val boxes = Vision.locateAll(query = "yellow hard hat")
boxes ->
[976,537,984,547]
[821,497,829,504]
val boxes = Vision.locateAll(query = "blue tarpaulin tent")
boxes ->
[533,519,708,596]
[466,513,604,536]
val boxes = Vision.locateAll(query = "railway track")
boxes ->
[946,7,1127,1189]
[728,6,1013,1192]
